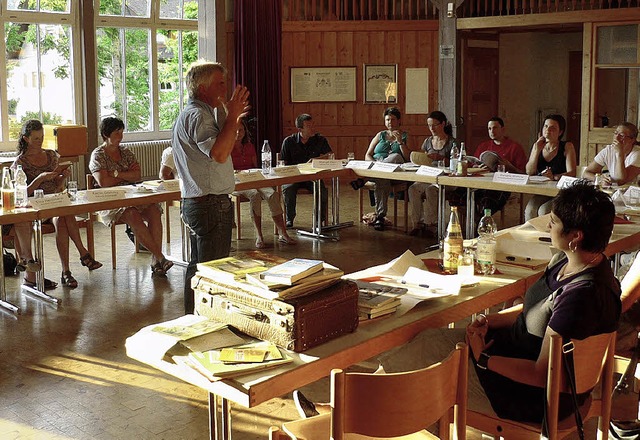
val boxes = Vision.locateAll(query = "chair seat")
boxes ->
[283,413,438,440]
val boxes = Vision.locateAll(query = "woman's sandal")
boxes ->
[16,259,42,272]
[61,271,78,289]
[151,257,173,276]
[23,278,58,290]
[80,253,103,271]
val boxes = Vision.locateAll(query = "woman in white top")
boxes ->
[583,122,640,185]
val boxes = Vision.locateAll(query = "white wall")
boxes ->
[499,31,583,153]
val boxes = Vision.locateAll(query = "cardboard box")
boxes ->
[42,125,87,156]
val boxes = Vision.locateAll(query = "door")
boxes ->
[463,42,499,155]
[567,51,583,160]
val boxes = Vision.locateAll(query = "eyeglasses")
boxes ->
[614,131,636,140]
[427,122,442,129]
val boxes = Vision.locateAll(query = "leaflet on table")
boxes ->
[492,172,529,185]
[517,213,551,233]
[416,165,443,176]
[370,162,401,172]
[345,160,373,170]
[29,193,72,210]
[557,175,578,189]
[85,188,127,202]
[235,169,267,183]
[401,266,461,297]
[271,166,302,177]
[311,159,343,170]
[621,186,640,210]
[143,179,181,192]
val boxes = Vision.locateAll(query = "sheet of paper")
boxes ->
[416,165,443,176]
[345,160,373,170]
[401,266,461,298]
[373,250,426,277]
[492,172,528,185]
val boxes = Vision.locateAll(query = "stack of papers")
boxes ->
[356,280,406,320]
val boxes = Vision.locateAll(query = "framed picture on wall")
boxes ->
[290,67,357,102]
[364,64,398,104]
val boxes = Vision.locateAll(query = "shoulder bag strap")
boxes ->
[561,336,585,440]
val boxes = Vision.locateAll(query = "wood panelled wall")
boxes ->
[226,20,439,160]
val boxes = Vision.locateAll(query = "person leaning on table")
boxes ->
[171,60,250,314]
[364,106,410,232]
[583,122,640,186]
[525,114,577,221]
[90,117,172,277]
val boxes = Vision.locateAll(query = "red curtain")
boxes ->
[234,1,283,153]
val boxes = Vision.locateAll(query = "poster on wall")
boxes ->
[405,68,429,114]
[364,64,398,104]
[290,67,356,102]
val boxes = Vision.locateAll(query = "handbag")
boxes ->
[3,250,17,276]
[609,332,640,440]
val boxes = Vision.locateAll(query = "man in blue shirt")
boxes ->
[280,114,333,227]
[171,61,250,313]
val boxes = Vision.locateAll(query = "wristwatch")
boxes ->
[477,352,491,370]
[113,169,119,178]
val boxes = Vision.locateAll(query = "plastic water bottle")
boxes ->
[14,165,28,208]
[261,140,272,175]
[449,142,459,174]
[477,208,497,275]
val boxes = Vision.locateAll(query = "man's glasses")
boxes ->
[614,131,636,140]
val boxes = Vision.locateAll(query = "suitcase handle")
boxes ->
[221,300,271,323]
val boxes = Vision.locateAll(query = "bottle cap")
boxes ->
[484,208,491,216]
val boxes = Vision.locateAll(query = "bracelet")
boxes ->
[476,313,488,326]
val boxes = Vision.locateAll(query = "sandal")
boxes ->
[151,257,173,276]
[278,235,297,245]
[255,238,266,249]
[61,271,78,289]
[23,278,58,290]
[16,259,41,272]
[80,253,103,271]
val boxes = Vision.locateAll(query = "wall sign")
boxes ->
[290,67,356,102]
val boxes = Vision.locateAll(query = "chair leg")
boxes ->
[110,225,117,269]
[86,219,95,257]
[403,185,409,233]
[359,188,364,222]
[235,199,242,240]
[393,190,398,227]
[165,200,171,244]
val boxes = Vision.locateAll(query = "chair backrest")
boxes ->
[331,342,468,440]
[86,173,97,190]
[410,151,433,166]
[545,332,616,437]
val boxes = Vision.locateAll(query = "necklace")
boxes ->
[557,253,601,281]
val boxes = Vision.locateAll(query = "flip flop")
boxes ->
[278,235,297,245]
[255,238,266,249]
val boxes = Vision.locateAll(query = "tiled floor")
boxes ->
[0,185,633,439]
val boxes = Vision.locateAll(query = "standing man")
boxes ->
[280,114,333,228]
[472,117,527,217]
[172,61,250,314]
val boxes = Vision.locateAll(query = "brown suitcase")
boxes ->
[194,277,359,352]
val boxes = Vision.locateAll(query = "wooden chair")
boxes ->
[466,332,616,440]
[86,174,139,268]
[270,342,468,440]
[499,193,524,228]
[359,180,409,232]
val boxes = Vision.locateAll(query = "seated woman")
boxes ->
[379,182,620,424]
[11,119,102,289]
[89,117,172,276]
[364,106,409,231]
[231,120,294,248]
[583,122,640,186]
[524,114,576,220]
[408,111,456,236]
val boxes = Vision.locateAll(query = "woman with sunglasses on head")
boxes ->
[583,122,640,186]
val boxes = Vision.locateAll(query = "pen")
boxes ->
[418,284,430,288]
[538,167,551,176]
[506,256,531,261]
[538,237,551,242]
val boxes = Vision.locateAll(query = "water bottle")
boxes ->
[1,167,15,210]
[442,206,463,274]
[477,208,497,275]
[457,141,468,176]
[261,140,272,175]
[449,142,459,174]
[14,165,28,208]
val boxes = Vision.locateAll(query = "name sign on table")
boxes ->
[85,188,127,202]
[370,162,401,172]
[492,172,529,185]
[311,159,343,170]
[345,160,373,170]
[157,179,181,191]
[271,166,302,177]
[416,165,443,176]
[30,193,72,210]
[234,170,267,183]
[557,175,578,189]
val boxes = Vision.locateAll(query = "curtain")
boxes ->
[234,1,283,153]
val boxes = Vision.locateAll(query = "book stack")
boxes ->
[195,252,344,301]
[355,280,406,320]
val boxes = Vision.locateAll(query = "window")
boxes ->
[0,0,198,149]
[96,0,198,138]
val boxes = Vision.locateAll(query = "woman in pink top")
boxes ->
[231,121,294,248]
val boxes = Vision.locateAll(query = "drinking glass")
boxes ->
[328,153,335,161]
[67,180,78,201]
[496,164,506,173]
[34,189,44,199]
[347,152,355,162]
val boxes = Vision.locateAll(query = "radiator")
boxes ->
[122,139,171,180]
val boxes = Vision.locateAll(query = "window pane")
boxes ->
[7,0,70,12]
[5,22,74,141]
[97,27,151,132]
[159,0,199,20]
[99,0,149,17]
[157,29,198,130]
[597,25,639,65]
